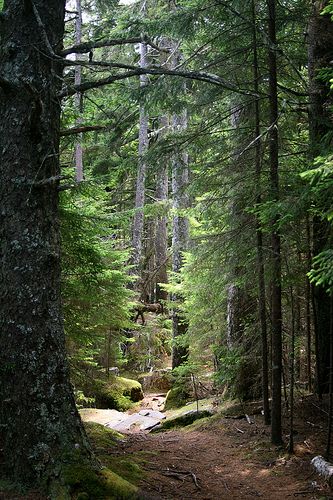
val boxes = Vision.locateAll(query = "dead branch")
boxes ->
[61,35,166,57]
[60,124,107,136]
[162,469,200,489]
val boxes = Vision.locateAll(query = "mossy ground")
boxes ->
[62,464,137,500]
[84,421,124,449]
[84,422,149,487]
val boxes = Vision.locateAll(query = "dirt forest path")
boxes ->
[111,412,330,500]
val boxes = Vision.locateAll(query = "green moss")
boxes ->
[164,386,190,410]
[63,464,138,499]
[156,410,213,431]
[103,458,143,485]
[87,377,143,411]
[84,422,124,450]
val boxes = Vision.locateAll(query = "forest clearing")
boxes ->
[0,0,333,498]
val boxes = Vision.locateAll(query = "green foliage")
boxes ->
[308,250,333,292]
[301,156,333,293]
[60,186,132,368]
[322,1,333,19]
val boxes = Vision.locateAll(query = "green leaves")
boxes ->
[308,250,333,293]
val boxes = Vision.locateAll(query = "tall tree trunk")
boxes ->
[305,215,313,391]
[0,0,93,487]
[75,0,84,182]
[172,109,189,369]
[252,0,270,425]
[267,0,283,445]
[155,114,169,303]
[308,0,333,396]
[131,1,149,289]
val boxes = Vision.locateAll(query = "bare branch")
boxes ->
[61,35,166,57]
[30,0,59,58]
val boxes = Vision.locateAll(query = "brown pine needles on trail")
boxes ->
[109,400,332,499]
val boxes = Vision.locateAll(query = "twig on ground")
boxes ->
[223,480,230,491]
[161,469,201,489]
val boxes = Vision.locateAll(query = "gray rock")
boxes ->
[112,414,161,432]
[139,409,166,420]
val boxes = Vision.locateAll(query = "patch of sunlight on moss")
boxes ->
[104,458,143,485]
[84,421,124,449]
[63,464,137,499]
[165,397,215,419]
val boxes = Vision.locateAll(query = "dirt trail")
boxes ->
[111,412,330,499]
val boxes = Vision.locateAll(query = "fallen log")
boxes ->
[311,455,333,487]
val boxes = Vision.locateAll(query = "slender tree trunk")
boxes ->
[75,0,84,182]
[288,285,296,454]
[305,215,312,391]
[326,295,333,459]
[252,0,270,425]
[267,0,283,445]
[308,1,333,396]
[172,109,189,369]
[0,0,93,487]
[155,114,169,303]
[131,1,149,287]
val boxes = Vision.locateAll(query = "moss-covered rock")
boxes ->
[164,385,190,410]
[63,464,138,499]
[85,377,143,411]
[138,369,173,391]
[155,410,213,431]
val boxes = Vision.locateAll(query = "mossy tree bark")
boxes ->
[0,0,94,488]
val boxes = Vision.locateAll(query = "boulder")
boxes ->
[138,369,173,391]
[154,409,214,431]
[86,377,144,411]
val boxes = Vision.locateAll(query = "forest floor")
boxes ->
[107,393,332,500]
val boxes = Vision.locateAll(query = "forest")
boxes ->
[0,0,333,498]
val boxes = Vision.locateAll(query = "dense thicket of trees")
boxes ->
[1,0,333,493]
